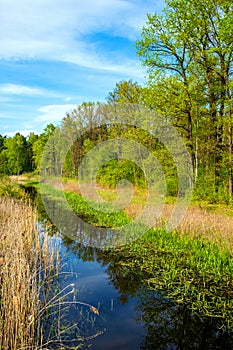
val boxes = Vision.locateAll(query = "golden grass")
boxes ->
[0,197,55,350]
[176,205,233,251]
[18,175,233,252]
[126,201,233,252]
[45,178,233,252]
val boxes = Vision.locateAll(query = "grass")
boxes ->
[112,228,233,328]
[21,174,233,252]
[14,175,233,329]
[39,181,130,229]
[0,197,56,349]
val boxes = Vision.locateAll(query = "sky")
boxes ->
[0,0,164,137]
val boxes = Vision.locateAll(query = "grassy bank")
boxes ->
[36,176,233,252]
[39,181,130,229]
[110,228,233,327]
[13,176,233,323]
[0,196,58,349]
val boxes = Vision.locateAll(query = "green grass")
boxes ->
[39,182,130,228]
[112,228,233,328]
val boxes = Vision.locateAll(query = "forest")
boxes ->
[0,0,233,206]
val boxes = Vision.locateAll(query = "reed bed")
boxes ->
[0,197,56,350]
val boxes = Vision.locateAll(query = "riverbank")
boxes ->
[39,178,233,327]
[17,174,233,252]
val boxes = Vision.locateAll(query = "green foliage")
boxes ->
[1,133,31,175]
[106,79,143,104]
[39,183,129,228]
[137,0,233,200]
[66,191,129,228]
[0,177,28,199]
[0,132,38,175]
[32,123,55,171]
[115,228,233,325]
[96,159,147,188]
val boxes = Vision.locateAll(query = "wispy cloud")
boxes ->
[0,0,165,135]
[0,0,161,75]
[0,83,58,97]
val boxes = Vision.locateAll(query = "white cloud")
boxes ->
[64,97,73,102]
[0,0,161,75]
[0,83,57,97]
[37,104,77,123]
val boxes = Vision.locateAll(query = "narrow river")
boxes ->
[26,185,233,349]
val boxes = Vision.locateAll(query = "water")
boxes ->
[23,185,233,349]
[39,231,233,350]
[56,239,145,349]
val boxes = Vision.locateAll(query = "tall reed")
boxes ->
[0,197,55,350]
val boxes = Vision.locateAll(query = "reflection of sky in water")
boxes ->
[55,235,145,349]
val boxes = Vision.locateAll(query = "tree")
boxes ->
[3,133,30,175]
[137,0,233,199]
[106,80,143,104]
[33,124,55,172]
[0,135,4,152]
[27,132,38,171]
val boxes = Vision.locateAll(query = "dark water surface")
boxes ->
[23,185,233,349]
[41,233,233,350]
[55,238,145,349]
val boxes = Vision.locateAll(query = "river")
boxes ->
[25,185,233,349]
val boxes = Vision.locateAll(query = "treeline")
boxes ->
[0,132,37,175]
[1,0,232,203]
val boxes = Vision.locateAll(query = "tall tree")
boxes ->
[3,133,30,175]
[107,80,143,105]
[137,0,233,198]
[33,124,55,172]
[27,132,38,171]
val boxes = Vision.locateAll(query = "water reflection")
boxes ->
[136,291,233,350]
[32,189,233,349]
[60,237,233,350]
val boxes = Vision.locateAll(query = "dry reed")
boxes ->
[0,197,55,350]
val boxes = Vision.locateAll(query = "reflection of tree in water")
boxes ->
[61,239,233,349]
[62,236,149,303]
[35,193,233,349]
[35,191,59,235]
[136,290,233,350]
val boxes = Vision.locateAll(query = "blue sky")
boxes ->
[0,0,164,136]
